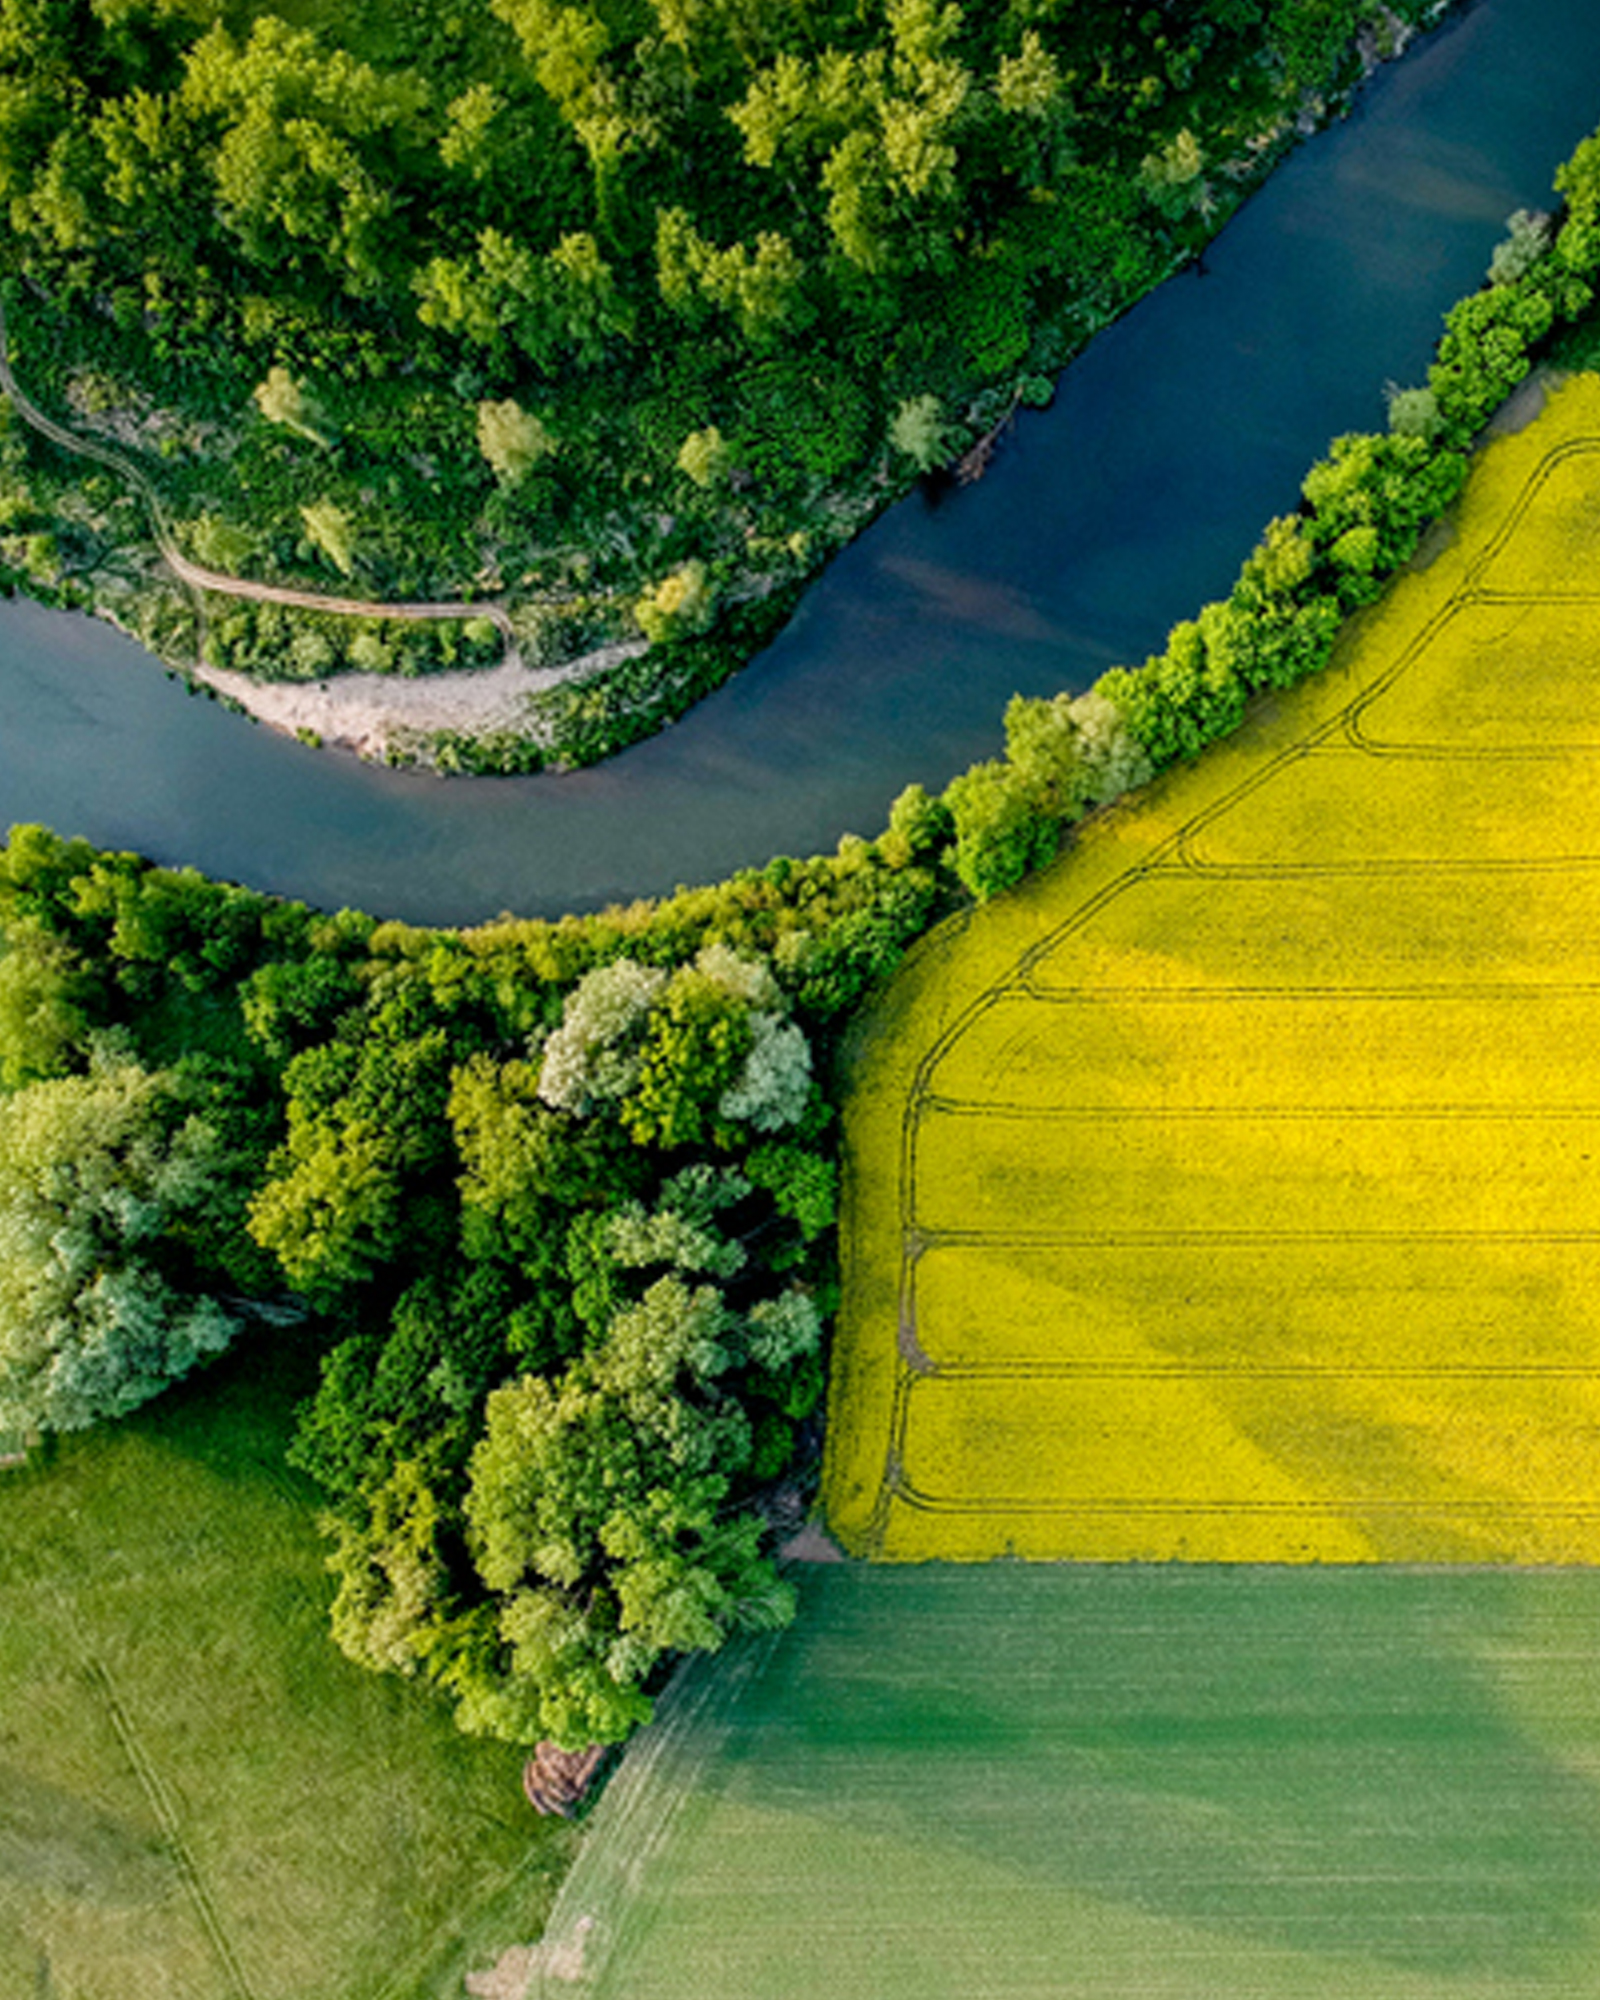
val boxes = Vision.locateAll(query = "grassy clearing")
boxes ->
[536,1564,1600,2000]
[826,371,1600,1563]
[0,1331,575,2000]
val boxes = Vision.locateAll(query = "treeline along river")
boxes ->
[1,0,1597,927]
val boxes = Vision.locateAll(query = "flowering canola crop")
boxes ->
[826,376,1600,1562]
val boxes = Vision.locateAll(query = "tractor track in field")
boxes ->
[81,1656,258,2000]
[43,1579,258,2000]
[843,416,1600,1556]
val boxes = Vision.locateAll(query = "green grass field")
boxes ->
[530,1564,1600,2000]
[827,373,1600,1563]
[0,1333,574,2000]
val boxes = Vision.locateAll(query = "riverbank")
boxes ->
[190,635,647,766]
[182,362,1562,773]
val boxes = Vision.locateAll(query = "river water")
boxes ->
[1,0,1598,925]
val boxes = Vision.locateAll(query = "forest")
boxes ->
[0,811,952,1744]
[0,0,1444,765]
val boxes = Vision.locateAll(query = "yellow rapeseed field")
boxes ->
[826,374,1600,1563]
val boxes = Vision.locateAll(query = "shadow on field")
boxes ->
[720,1565,1600,1983]
[0,1766,168,1904]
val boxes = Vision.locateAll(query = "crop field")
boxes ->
[0,1334,573,2000]
[827,373,1600,1562]
[530,1564,1600,2000]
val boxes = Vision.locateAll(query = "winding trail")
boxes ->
[0,302,518,646]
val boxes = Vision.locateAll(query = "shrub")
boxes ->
[635,560,715,644]
[889,394,952,473]
[676,425,732,490]
[476,399,556,486]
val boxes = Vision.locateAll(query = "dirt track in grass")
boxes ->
[0,1336,574,2000]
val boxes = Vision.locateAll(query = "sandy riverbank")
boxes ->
[190,637,647,764]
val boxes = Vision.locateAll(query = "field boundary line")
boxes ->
[1016,979,1600,1001]
[920,1360,1600,1380]
[890,1482,1600,1518]
[1173,849,1600,877]
[911,1226,1600,1248]
[919,1097,1600,1121]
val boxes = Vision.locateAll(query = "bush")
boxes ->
[635,560,715,644]
[942,760,1058,901]
[889,395,952,473]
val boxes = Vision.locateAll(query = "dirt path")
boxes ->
[0,302,516,640]
[0,303,650,760]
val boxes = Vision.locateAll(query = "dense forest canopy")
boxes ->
[0,815,955,1743]
[0,0,1444,764]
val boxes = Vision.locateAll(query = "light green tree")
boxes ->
[1385,383,1443,440]
[1488,207,1550,286]
[634,559,714,644]
[890,393,953,472]
[252,366,331,446]
[248,1109,402,1290]
[0,922,89,1088]
[676,425,731,489]
[1139,128,1207,219]
[440,82,500,177]
[996,30,1062,119]
[0,1057,239,1433]
[300,498,358,578]
[476,398,557,485]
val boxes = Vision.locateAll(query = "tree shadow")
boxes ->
[713,1564,1600,1983]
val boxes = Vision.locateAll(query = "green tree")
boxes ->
[0,1056,240,1432]
[0,921,91,1088]
[1138,128,1207,220]
[300,498,358,578]
[460,1273,792,1747]
[622,968,753,1149]
[745,1141,837,1240]
[325,1452,454,1676]
[248,1107,403,1291]
[942,758,1056,900]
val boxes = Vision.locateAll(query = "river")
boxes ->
[1,0,1597,926]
